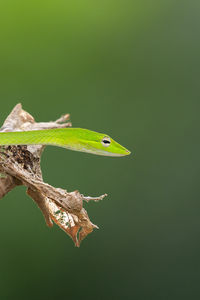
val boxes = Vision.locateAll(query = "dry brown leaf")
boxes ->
[0,104,107,246]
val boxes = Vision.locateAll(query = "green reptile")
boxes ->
[0,128,130,157]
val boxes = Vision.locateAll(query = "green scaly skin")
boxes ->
[0,128,130,157]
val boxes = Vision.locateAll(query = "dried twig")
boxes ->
[0,104,107,246]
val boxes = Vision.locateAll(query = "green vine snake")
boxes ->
[0,128,130,157]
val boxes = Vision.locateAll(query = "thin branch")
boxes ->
[82,194,108,203]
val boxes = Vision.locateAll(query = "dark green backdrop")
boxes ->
[0,1,199,299]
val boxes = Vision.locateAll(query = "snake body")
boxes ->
[0,128,130,157]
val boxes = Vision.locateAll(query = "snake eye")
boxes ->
[101,136,111,147]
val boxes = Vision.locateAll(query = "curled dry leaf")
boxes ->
[0,104,107,246]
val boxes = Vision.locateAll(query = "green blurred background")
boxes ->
[0,0,199,299]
